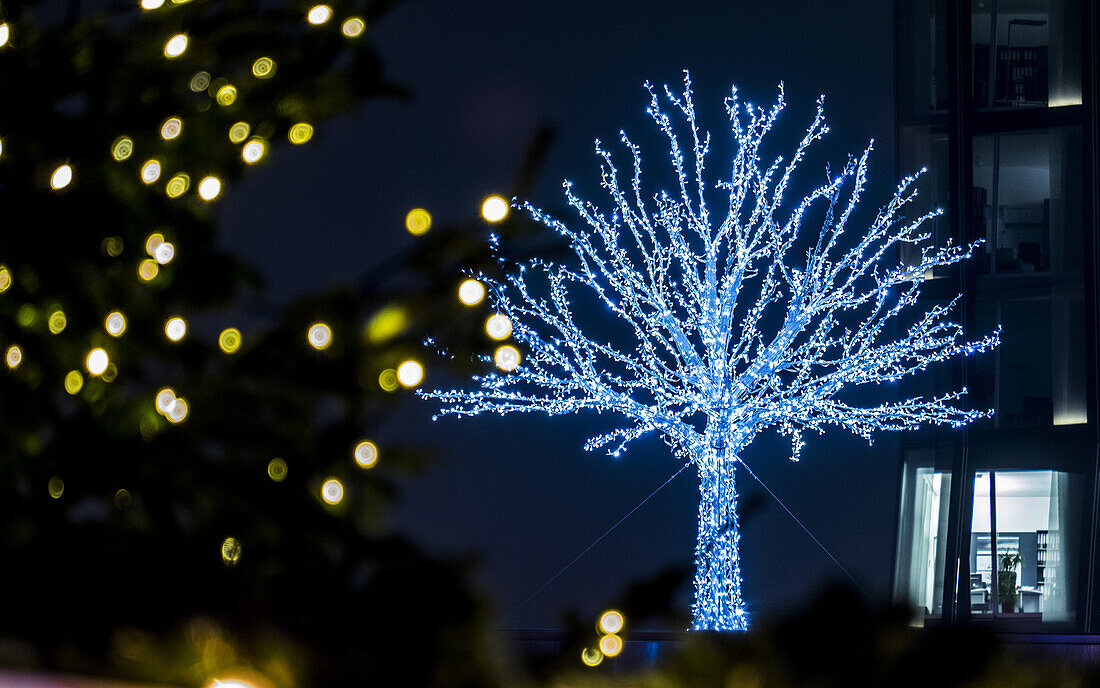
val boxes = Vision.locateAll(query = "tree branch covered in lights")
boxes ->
[426,73,999,632]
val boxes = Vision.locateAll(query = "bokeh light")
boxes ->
[104,237,124,257]
[166,173,190,198]
[457,279,486,306]
[354,440,378,469]
[366,305,407,343]
[229,121,251,143]
[221,536,242,565]
[155,388,176,415]
[0,24,9,48]
[64,370,83,395]
[160,117,182,140]
[166,397,189,423]
[105,311,126,336]
[598,634,623,657]
[189,71,211,92]
[216,84,238,107]
[138,259,159,281]
[0,265,10,293]
[481,195,509,222]
[47,309,67,334]
[5,345,21,369]
[114,489,131,510]
[141,159,162,184]
[241,139,265,164]
[485,313,512,340]
[580,648,603,667]
[154,242,175,264]
[111,136,134,161]
[198,176,222,201]
[494,344,521,371]
[307,322,332,350]
[321,478,343,504]
[307,5,332,24]
[396,360,423,387]
[164,33,188,58]
[86,348,109,376]
[404,208,431,235]
[145,232,164,255]
[165,317,187,341]
[219,328,242,353]
[50,164,72,190]
[288,122,313,144]
[251,57,276,79]
[141,0,165,9]
[342,17,366,37]
[267,458,288,482]
[378,368,398,392]
[598,609,625,634]
[48,476,65,498]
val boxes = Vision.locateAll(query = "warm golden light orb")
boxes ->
[457,278,486,306]
[378,368,398,392]
[164,33,188,58]
[48,476,65,498]
[481,195,509,222]
[485,313,512,340]
[166,173,190,198]
[153,242,175,264]
[252,56,276,78]
[321,478,343,504]
[241,139,265,164]
[396,360,424,387]
[342,17,366,37]
[229,121,251,143]
[165,316,187,341]
[580,648,603,667]
[5,345,21,369]
[160,117,182,140]
[166,397,189,423]
[288,122,313,144]
[598,609,625,634]
[50,164,72,190]
[47,309,67,334]
[105,311,127,336]
[216,84,237,106]
[111,136,134,161]
[141,159,162,184]
[145,233,163,255]
[0,265,10,293]
[64,370,83,395]
[198,176,222,201]
[494,344,521,371]
[189,71,211,92]
[0,24,10,48]
[267,458,288,482]
[219,328,242,353]
[221,536,242,565]
[141,0,165,9]
[155,387,176,415]
[307,322,332,350]
[307,5,332,24]
[598,634,623,658]
[86,348,109,376]
[404,208,431,235]
[354,440,378,469]
[138,259,159,281]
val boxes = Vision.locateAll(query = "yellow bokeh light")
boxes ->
[0,265,10,293]
[86,348,109,376]
[221,536,242,565]
[354,440,378,469]
[165,316,187,341]
[229,121,251,143]
[141,159,162,184]
[219,328,242,353]
[485,313,512,340]
[142,0,165,9]
[153,242,175,264]
[198,176,222,201]
[166,397,189,423]
[580,648,603,667]
[164,33,188,58]
[189,71,211,92]
[104,236,124,257]
[366,305,407,343]
[457,279,486,306]
[481,195,509,222]
[160,117,183,140]
[288,122,313,144]
[242,138,266,164]
[64,370,83,395]
[321,478,343,504]
[5,345,21,369]
[0,24,10,48]
[138,259,159,281]
[307,5,332,24]
[267,458,288,482]
[166,172,190,198]
[155,387,176,415]
[598,633,623,658]
[396,360,424,387]
[48,476,65,498]
[50,164,73,190]
[145,232,164,255]
[378,368,398,392]
[252,56,276,78]
[404,208,431,235]
[494,344,521,371]
[216,84,238,107]
[598,609,625,634]
[307,322,332,350]
[111,136,134,161]
[115,488,132,510]
[47,309,67,334]
[105,311,127,336]
[342,17,366,37]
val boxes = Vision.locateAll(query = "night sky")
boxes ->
[217,0,899,629]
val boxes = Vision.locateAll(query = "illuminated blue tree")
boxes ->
[425,74,999,631]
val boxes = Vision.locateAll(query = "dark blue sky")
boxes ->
[218,0,898,629]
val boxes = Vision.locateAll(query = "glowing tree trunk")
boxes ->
[691,429,746,631]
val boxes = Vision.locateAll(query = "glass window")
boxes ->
[895,453,952,624]
[971,0,1082,109]
[897,0,950,121]
[968,470,1079,623]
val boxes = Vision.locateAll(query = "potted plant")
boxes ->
[998,551,1022,613]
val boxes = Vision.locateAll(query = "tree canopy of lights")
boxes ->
[426,73,999,631]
